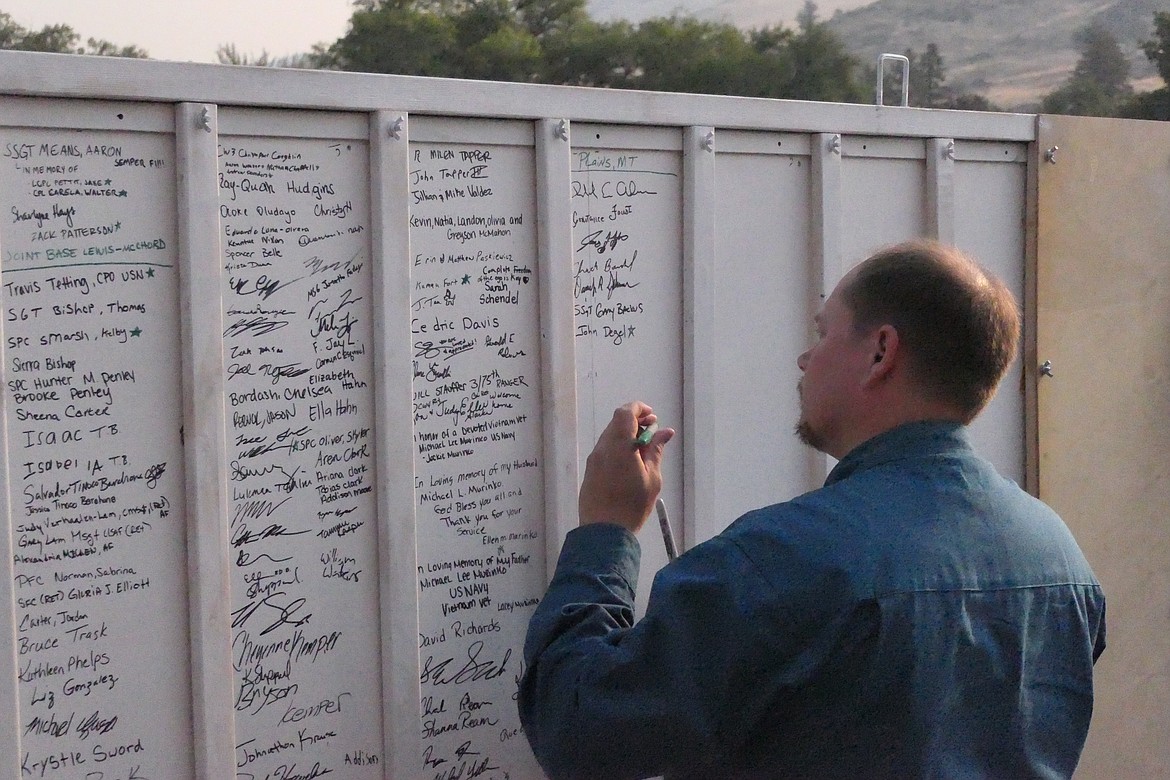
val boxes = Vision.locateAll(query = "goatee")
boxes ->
[795,419,823,451]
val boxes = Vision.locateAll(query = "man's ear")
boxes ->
[863,325,900,386]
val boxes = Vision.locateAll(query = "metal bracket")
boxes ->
[945,140,956,161]
[1040,360,1054,377]
[556,119,570,143]
[1044,146,1059,164]
[389,116,405,140]
[876,53,910,107]
[198,107,212,133]
[829,134,842,155]
[701,130,715,153]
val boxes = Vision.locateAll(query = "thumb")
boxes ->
[640,427,675,474]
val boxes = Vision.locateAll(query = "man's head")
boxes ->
[796,241,1020,458]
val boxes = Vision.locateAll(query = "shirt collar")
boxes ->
[824,420,972,486]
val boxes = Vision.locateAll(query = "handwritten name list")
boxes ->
[409,141,546,780]
[217,134,382,778]
[571,146,682,426]
[2,129,193,777]
[570,150,683,350]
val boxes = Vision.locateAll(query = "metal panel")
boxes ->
[1036,115,1170,779]
[926,137,956,244]
[412,116,534,146]
[535,118,578,568]
[955,154,1028,484]
[842,135,925,160]
[840,154,927,262]
[218,107,367,139]
[682,126,717,550]
[0,95,173,131]
[575,123,683,151]
[1,98,196,780]
[811,132,846,481]
[716,130,811,156]
[176,101,234,780]
[370,109,419,780]
[713,139,816,524]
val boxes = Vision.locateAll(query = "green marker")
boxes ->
[635,422,658,447]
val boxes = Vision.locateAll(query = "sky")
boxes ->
[3,0,356,62]
[2,0,873,63]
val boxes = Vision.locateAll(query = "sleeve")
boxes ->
[518,521,822,780]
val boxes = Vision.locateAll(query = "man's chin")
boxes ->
[795,419,826,453]
[795,418,814,449]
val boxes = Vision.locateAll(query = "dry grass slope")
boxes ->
[586,0,1168,109]
[824,0,1169,110]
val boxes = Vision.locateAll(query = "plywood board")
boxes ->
[1036,114,1170,778]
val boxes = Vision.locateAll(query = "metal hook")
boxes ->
[556,119,570,143]
[829,134,842,155]
[198,107,212,133]
[701,130,715,153]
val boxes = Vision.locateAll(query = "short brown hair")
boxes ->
[842,241,1020,422]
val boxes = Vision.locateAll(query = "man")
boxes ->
[519,241,1105,779]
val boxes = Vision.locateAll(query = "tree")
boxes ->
[83,39,150,58]
[947,93,998,112]
[324,1,461,76]
[1121,11,1170,120]
[1042,78,1115,116]
[782,3,864,103]
[516,0,587,39]
[216,43,329,68]
[907,44,946,107]
[323,0,541,81]
[628,16,758,96]
[0,11,147,57]
[1143,10,1170,84]
[1042,21,1131,117]
[459,23,541,81]
[538,18,638,87]
[455,0,541,81]
[795,0,818,34]
[1072,21,1131,97]
[319,0,867,102]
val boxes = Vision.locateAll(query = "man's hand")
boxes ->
[579,401,674,533]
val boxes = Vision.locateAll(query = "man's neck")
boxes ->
[829,401,966,460]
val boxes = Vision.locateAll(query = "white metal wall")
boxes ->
[0,52,1033,780]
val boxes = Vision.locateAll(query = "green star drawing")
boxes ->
[146,268,155,278]
[462,274,471,285]
[130,327,142,337]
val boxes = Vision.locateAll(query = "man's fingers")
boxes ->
[615,401,653,425]
[607,402,656,443]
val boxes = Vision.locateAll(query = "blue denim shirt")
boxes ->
[520,422,1105,779]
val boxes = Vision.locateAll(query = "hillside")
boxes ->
[824,0,1168,109]
[589,0,1169,110]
